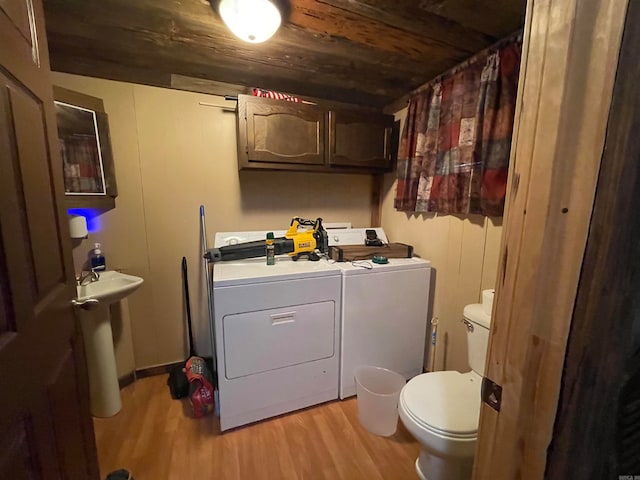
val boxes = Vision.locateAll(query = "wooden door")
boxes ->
[238,94,326,167]
[473,0,629,478]
[545,1,640,475]
[0,1,99,479]
[328,110,392,169]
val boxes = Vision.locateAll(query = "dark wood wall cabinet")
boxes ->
[53,86,117,211]
[237,95,394,173]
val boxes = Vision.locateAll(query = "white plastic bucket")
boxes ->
[354,366,406,436]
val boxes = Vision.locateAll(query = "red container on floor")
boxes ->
[185,356,214,417]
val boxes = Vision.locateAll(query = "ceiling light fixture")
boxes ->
[218,0,282,44]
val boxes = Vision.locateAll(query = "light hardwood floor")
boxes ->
[93,375,420,479]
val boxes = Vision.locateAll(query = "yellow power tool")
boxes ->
[205,217,329,262]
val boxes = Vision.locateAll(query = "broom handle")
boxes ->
[182,257,195,358]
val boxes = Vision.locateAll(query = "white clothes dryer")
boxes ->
[213,230,342,431]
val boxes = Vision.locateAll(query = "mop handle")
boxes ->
[200,205,218,381]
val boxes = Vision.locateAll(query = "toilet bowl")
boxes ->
[398,304,491,480]
[398,370,481,479]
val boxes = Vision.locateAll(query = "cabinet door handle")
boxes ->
[271,312,296,325]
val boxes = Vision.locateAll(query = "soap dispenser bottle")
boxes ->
[90,243,106,272]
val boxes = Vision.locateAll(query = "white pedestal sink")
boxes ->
[76,271,143,417]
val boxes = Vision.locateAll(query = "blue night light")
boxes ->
[67,208,101,233]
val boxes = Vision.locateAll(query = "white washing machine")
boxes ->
[213,229,342,431]
[329,229,431,399]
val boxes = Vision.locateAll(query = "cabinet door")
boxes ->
[328,110,393,169]
[239,95,326,166]
[53,86,117,211]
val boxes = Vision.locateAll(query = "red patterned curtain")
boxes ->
[395,36,522,216]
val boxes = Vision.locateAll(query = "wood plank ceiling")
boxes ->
[42,0,525,108]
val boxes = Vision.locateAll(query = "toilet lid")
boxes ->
[401,371,481,436]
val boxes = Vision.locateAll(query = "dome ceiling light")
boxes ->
[218,0,282,44]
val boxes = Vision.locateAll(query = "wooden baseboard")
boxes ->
[118,361,190,389]
[118,372,135,390]
[135,361,184,379]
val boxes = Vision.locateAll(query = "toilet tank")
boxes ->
[463,304,491,376]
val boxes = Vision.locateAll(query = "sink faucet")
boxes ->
[76,269,100,286]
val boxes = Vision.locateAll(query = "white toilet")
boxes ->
[398,304,491,480]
